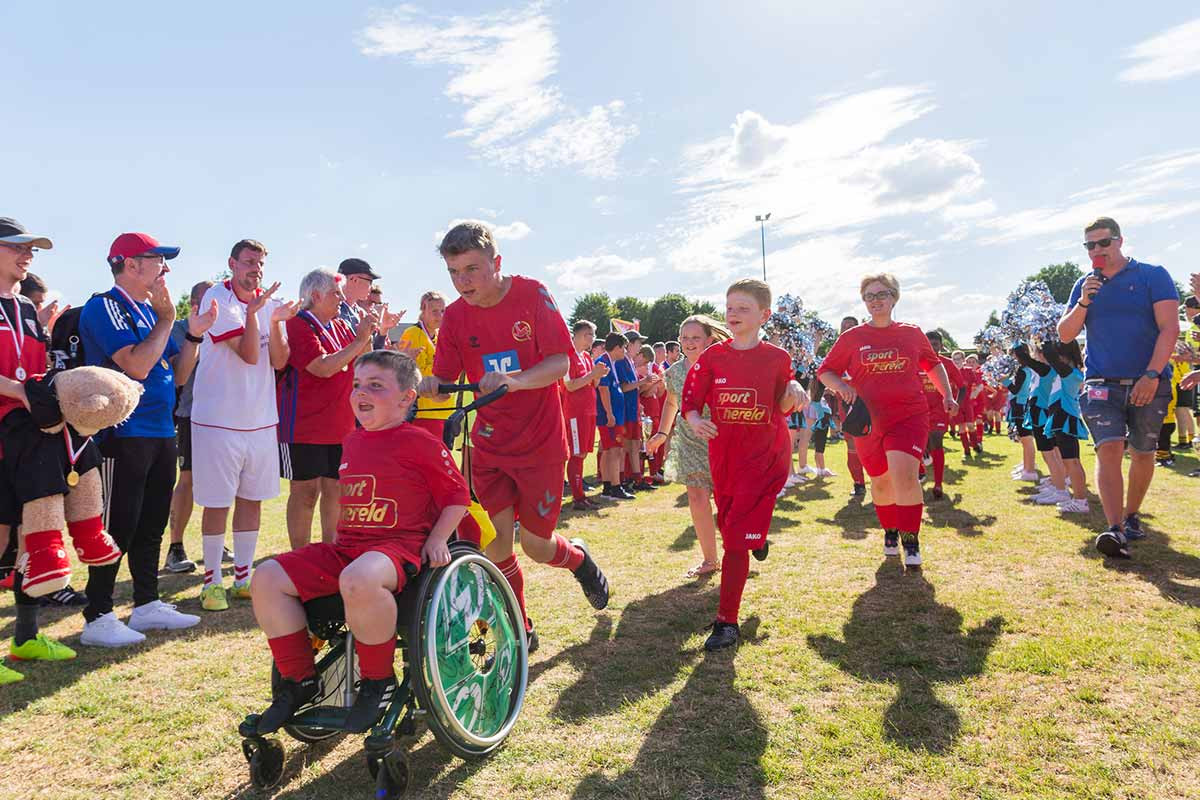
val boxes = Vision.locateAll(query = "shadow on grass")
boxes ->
[1078,529,1200,607]
[807,562,1003,754]
[670,525,697,552]
[923,494,997,537]
[572,617,768,799]
[814,499,878,541]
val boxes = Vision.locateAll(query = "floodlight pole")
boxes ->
[755,212,771,281]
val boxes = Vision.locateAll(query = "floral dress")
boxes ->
[664,358,713,490]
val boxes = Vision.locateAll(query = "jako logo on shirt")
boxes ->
[339,475,398,527]
[511,320,532,342]
[714,388,767,424]
[483,350,522,374]
[860,347,909,374]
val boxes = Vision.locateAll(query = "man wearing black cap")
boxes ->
[337,258,379,328]
[76,232,217,646]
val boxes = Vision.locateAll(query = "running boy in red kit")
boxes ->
[418,222,610,653]
[681,279,805,651]
[561,320,608,511]
[923,330,963,501]
[250,351,469,735]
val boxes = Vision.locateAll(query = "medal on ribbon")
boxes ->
[63,428,92,488]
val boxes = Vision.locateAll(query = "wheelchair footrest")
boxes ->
[238,716,262,738]
[288,704,354,731]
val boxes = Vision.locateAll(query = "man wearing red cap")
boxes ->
[76,232,217,646]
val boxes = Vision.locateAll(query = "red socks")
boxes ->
[932,449,945,485]
[496,555,529,630]
[269,629,317,681]
[960,431,972,454]
[846,452,865,484]
[548,534,585,571]
[973,422,984,446]
[567,455,586,501]
[874,503,897,530]
[355,638,397,680]
[896,504,923,533]
[717,549,750,623]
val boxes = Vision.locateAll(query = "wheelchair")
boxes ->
[238,539,528,797]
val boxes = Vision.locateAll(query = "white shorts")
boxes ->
[191,423,280,508]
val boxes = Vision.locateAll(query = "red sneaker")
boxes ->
[68,519,123,566]
[0,571,14,591]
[19,531,72,598]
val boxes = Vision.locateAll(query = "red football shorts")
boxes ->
[713,488,782,551]
[623,420,642,441]
[273,539,422,603]
[856,413,930,477]
[410,417,446,439]
[472,458,566,538]
[598,424,624,450]
[952,400,974,425]
[565,415,596,456]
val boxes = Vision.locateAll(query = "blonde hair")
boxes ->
[859,273,901,301]
[727,278,772,310]
[680,314,732,344]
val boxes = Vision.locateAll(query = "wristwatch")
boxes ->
[1143,369,1160,380]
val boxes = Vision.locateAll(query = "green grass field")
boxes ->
[3,434,1200,800]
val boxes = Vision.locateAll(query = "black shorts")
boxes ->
[1177,386,1196,409]
[0,409,102,525]
[279,442,343,482]
[1054,432,1081,460]
[1033,428,1056,453]
[175,415,192,472]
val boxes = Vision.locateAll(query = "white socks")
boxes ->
[232,530,258,586]
[202,534,226,588]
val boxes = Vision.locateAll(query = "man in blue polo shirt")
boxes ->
[1058,216,1179,560]
[76,232,215,646]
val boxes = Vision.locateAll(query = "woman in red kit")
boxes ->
[818,274,957,568]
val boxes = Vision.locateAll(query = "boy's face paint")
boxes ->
[350,363,414,431]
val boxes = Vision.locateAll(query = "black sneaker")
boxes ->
[902,533,922,567]
[1122,514,1146,541]
[883,530,900,557]
[1156,456,1175,467]
[973,444,983,455]
[1189,468,1200,478]
[256,674,320,734]
[930,486,944,501]
[752,540,769,561]
[604,485,635,501]
[1095,525,1130,559]
[164,545,197,574]
[344,675,398,733]
[704,621,740,651]
[524,622,539,655]
[569,538,610,610]
[582,477,599,490]
[633,480,658,491]
[222,546,234,564]
[40,585,88,607]
[620,481,639,494]
[1172,441,1192,451]
[852,483,866,499]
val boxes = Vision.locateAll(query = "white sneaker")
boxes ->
[923,455,933,467]
[1017,471,1039,482]
[80,612,147,648]
[798,465,818,477]
[1034,488,1069,505]
[817,468,836,478]
[1039,476,1071,487]
[785,473,806,487]
[129,600,201,632]
[1057,497,1089,513]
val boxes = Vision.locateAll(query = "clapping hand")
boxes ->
[188,299,219,338]
[37,300,69,336]
[246,282,280,316]
[379,304,404,330]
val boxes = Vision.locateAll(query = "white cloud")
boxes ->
[545,254,656,290]
[1119,18,1200,82]
[359,4,637,177]
[592,195,618,216]
[432,218,532,245]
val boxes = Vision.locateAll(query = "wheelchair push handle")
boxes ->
[436,382,510,409]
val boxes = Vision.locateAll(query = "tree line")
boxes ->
[567,292,721,345]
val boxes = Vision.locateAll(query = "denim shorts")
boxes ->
[1077,377,1172,452]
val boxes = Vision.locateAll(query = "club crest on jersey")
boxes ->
[714,387,767,424]
[339,474,398,527]
[511,320,532,342]
[860,347,909,374]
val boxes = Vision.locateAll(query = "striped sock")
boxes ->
[232,530,258,585]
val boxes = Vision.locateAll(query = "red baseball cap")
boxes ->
[107,232,180,267]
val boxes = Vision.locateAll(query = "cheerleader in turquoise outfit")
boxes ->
[1013,343,1068,504]
[1041,340,1090,513]
[1004,357,1038,481]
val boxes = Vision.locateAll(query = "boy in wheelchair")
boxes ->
[250,350,469,735]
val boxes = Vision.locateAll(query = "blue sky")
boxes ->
[5,2,1200,341]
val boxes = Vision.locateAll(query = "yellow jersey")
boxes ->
[399,322,457,421]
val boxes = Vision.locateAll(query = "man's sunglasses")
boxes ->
[1083,237,1118,250]
[0,243,37,255]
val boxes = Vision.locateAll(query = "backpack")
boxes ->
[49,292,140,372]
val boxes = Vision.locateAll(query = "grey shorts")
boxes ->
[1078,378,1172,452]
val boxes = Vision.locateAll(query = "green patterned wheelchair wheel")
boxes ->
[410,545,528,759]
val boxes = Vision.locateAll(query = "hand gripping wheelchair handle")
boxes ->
[440,384,510,448]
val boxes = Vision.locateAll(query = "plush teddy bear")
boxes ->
[15,366,143,597]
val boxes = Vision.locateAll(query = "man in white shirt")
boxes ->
[190,239,296,611]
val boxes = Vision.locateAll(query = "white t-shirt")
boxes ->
[190,280,282,431]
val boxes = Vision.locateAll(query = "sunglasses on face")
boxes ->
[0,243,37,256]
[1083,238,1117,250]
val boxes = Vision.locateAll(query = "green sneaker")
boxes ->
[200,583,229,612]
[10,633,77,662]
[229,579,252,600]
[0,662,24,684]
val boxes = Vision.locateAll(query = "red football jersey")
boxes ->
[0,295,47,423]
[278,313,356,444]
[561,349,597,420]
[681,340,792,504]
[432,276,573,467]
[923,353,961,423]
[639,361,665,424]
[337,424,470,550]
[818,322,938,430]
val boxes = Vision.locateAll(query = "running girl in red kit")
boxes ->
[417,222,610,653]
[923,330,963,501]
[818,274,957,568]
[682,279,805,651]
[250,351,468,735]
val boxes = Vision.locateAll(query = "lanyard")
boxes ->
[300,310,351,352]
[0,296,25,376]
[112,286,154,330]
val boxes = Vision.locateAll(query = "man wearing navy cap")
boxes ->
[76,232,216,646]
[337,258,379,328]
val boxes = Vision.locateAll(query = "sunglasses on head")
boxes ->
[1083,237,1117,250]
